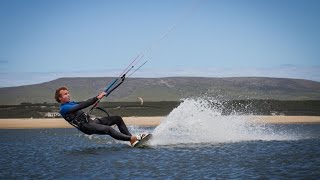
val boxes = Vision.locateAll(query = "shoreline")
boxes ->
[0,117,164,129]
[0,116,320,129]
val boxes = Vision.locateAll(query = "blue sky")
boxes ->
[1,0,320,87]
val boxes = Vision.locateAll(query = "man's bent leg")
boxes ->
[97,116,132,136]
[81,121,131,141]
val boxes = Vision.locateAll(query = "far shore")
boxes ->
[0,116,320,129]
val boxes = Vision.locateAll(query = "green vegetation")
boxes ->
[0,100,319,118]
[222,100,320,116]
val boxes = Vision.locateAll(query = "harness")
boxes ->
[66,106,110,130]
[65,112,90,129]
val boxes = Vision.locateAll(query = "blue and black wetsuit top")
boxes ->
[60,97,98,128]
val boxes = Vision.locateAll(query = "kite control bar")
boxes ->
[88,59,147,115]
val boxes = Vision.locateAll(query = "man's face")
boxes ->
[59,90,70,103]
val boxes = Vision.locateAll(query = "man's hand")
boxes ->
[97,92,107,99]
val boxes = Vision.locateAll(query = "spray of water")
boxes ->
[151,98,294,146]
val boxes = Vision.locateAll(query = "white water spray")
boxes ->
[151,98,294,146]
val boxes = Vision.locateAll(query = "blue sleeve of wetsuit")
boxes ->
[67,97,98,113]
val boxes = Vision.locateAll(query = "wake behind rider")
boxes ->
[55,86,143,146]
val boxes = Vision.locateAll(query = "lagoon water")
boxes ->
[1,99,320,179]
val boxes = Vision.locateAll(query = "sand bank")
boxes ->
[0,116,319,129]
[0,117,164,129]
[247,116,320,124]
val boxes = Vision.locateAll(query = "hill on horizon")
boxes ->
[0,77,320,105]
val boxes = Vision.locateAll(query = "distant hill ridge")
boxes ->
[0,77,320,105]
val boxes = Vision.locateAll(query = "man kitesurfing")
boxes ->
[55,86,147,147]
[54,53,152,147]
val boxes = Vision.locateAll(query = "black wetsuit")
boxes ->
[60,97,132,141]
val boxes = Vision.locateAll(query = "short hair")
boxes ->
[55,86,68,103]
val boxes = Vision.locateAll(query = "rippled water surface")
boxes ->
[1,99,320,179]
[1,124,320,179]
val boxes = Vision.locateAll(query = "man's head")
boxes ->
[55,86,70,103]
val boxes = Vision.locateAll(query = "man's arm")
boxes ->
[68,97,98,113]
[68,92,106,113]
